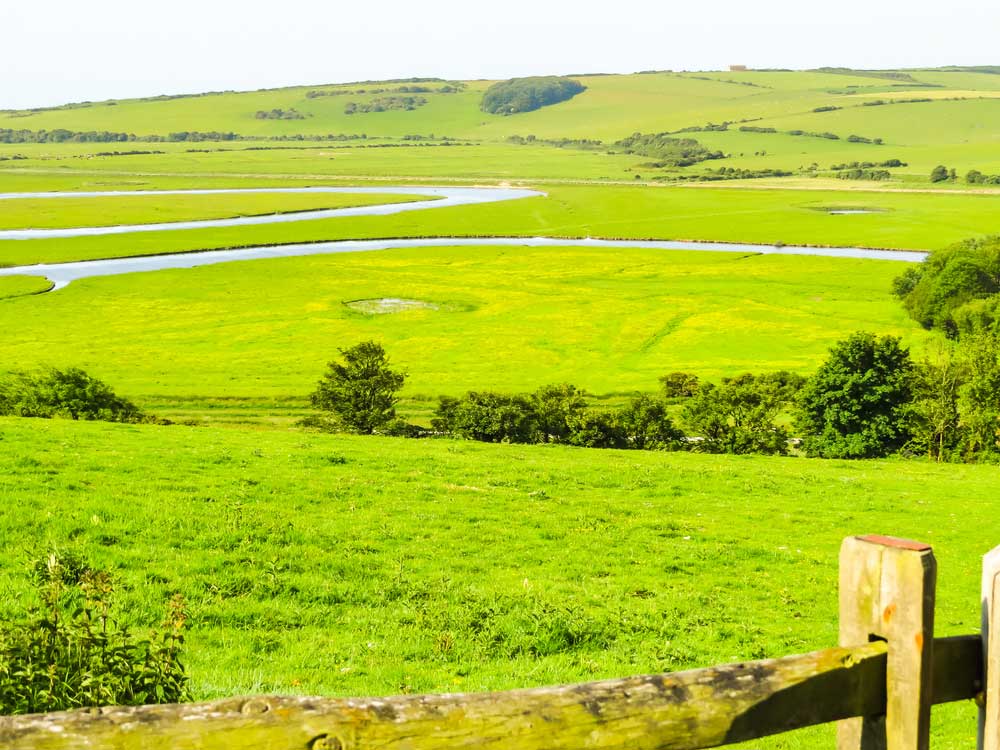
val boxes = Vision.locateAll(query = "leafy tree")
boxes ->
[567,409,627,449]
[531,383,586,443]
[907,344,967,461]
[796,333,914,458]
[310,341,406,434]
[895,236,1000,335]
[617,395,684,450]
[660,371,700,398]
[930,165,950,183]
[681,374,789,455]
[892,265,923,300]
[0,368,144,422]
[956,333,1000,458]
[432,392,537,443]
[951,296,1000,338]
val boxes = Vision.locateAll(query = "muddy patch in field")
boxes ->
[805,205,889,215]
[344,297,441,315]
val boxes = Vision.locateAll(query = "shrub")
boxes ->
[432,392,537,443]
[660,372,700,398]
[681,374,789,455]
[0,368,146,422]
[930,165,950,182]
[531,383,586,443]
[0,553,189,715]
[567,409,627,449]
[616,395,684,450]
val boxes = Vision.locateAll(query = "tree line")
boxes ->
[0,129,387,144]
[344,96,427,115]
[306,333,1000,462]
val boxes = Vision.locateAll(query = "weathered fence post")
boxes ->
[981,546,1000,750]
[838,535,936,750]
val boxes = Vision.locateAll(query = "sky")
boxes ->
[4,0,999,110]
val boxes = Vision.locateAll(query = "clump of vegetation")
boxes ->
[0,367,148,423]
[310,341,407,433]
[505,134,603,149]
[831,159,906,170]
[431,386,684,450]
[481,77,585,115]
[254,108,307,120]
[683,373,803,455]
[659,372,700,398]
[836,169,891,181]
[613,132,724,167]
[812,67,918,82]
[846,134,884,144]
[966,170,1000,186]
[930,165,957,183]
[344,96,427,115]
[662,167,792,182]
[306,83,463,98]
[0,552,189,715]
[786,130,840,140]
[893,236,1000,336]
[795,333,914,459]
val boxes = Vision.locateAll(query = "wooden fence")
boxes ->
[1,535,998,750]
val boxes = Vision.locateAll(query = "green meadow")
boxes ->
[2,67,999,744]
[0,246,929,422]
[0,191,421,231]
[0,274,51,299]
[3,184,1000,267]
[0,418,991,748]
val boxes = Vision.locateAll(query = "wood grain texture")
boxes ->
[837,535,936,750]
[0,642,893,750]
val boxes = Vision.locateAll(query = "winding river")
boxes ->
[0,186,926,291]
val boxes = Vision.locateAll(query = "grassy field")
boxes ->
[0,274,52,299]
[0,244,929,423]
[0,191,423,230]
[3,183,1000,267]
[0,417,990,748]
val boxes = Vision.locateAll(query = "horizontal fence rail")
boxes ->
[0,636,982,750]
[0,536,997,750]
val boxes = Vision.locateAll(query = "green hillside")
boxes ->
[5,68,1000,181]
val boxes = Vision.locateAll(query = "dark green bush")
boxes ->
[894,236,1000,336]
[0,368,147,423]
[481,77,585,115]
[612,132,724,167]
[0,553,190,715]
[432,391,538,443]
[795,333,914,458]
[681,374,790,455]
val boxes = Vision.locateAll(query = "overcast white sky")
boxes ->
[4,0,999,110]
